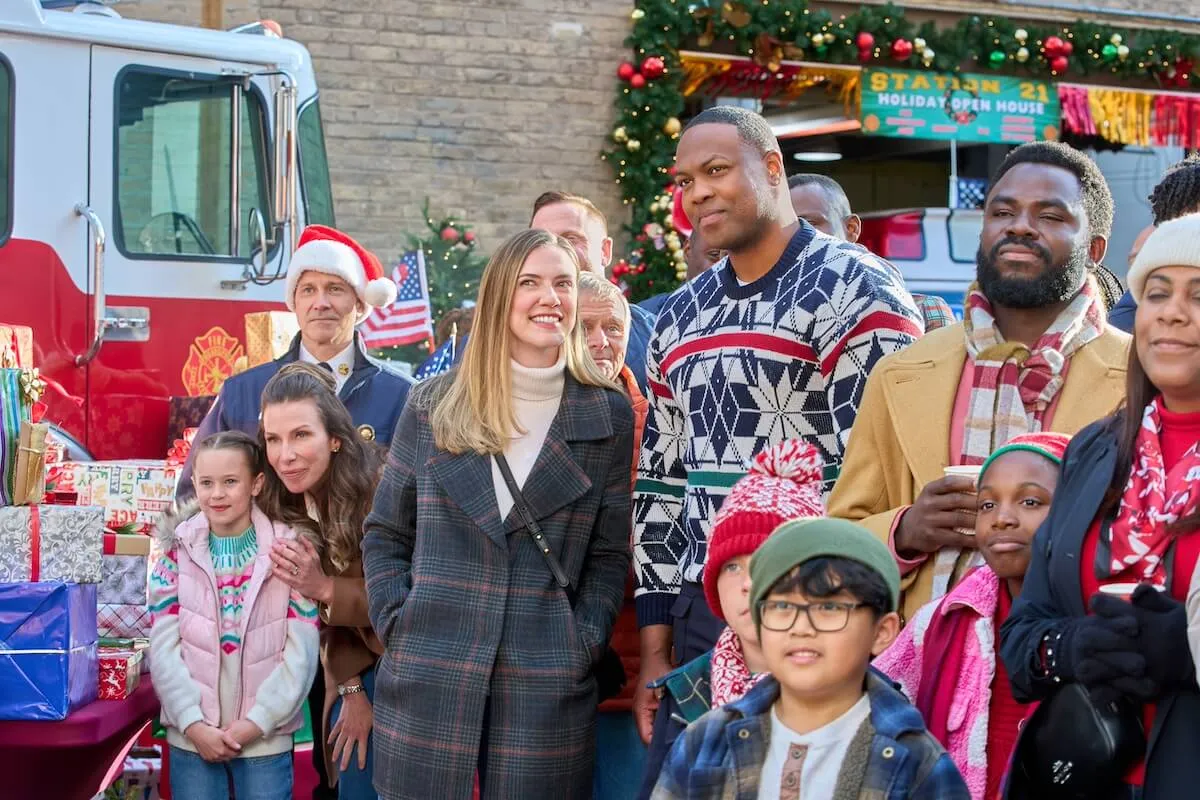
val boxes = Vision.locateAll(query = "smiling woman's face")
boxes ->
[1135,265,1200,412]
[261,399,338,495]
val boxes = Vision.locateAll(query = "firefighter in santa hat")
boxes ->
[179,225,414,501]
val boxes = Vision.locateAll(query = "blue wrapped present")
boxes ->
[0,581,98,720]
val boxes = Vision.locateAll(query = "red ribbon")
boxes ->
[29,506,41,582]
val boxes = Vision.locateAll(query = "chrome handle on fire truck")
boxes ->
[74,203,108,366]
[273,74,298,249]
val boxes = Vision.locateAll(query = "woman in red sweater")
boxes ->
[1000,213,1200,800]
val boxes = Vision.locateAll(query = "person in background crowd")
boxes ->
[362,229,634,799]
[150,431,320,800]
[1001,213,1200,799]
[638,440,827,799]
[874,432,1071,800]
[1109,156,1200,332]
[416,192,656,392]
[257,364,384,800]
[652,518,969,800]
[788,172,956,332]
[632,105,923,785]
[577,270,650,800]
[434,306,474,352]
[638,226,726,318]
[829,142,1131,622]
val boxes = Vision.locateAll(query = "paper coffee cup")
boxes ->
[943,465,983,486]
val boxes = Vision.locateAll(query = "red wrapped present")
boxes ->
[98,602,152,639]
[98,646,143,700]
[165,428,197,468]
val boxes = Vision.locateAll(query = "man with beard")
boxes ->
[829,141,1131,621]
[632,106,922,796]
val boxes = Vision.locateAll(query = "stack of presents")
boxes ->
[0,324,200,800]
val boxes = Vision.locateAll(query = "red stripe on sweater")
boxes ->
[819,310,923,377]
[659,332,819,378]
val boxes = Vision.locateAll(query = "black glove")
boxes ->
[1055,604,1147,695]
[1123,584,1195,690]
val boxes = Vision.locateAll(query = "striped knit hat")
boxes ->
[703,440,825,619]
[980,432,1071,480]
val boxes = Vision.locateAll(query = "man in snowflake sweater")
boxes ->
[631,105,923,775]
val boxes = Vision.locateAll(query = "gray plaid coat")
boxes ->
[362,374,634,799]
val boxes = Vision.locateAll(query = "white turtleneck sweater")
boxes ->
[491,356,565,520]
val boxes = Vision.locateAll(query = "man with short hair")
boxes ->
[829,141,1131,622]
[415,192,655,391]
[632,106,922,795]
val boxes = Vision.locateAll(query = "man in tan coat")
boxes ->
[829,142,1130,622]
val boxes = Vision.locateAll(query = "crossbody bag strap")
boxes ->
[495,454,571,590]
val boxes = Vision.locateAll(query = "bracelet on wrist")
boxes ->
[337,682,366,697]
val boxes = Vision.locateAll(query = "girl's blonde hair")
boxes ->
[426,228,616,454]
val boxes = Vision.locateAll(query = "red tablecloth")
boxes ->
[0,678,159,800]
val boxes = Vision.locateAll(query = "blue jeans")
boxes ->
[169,746,293,800]
[593,711,646,800]
[329,665,377,800]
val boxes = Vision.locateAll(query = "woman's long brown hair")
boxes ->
[1099,335,1200,535]
[256,363,379,572]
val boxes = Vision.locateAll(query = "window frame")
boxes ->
[0,52,14,247]
[110,64,276,263]
[297,96,335,229]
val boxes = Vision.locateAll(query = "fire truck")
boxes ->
[0,0,331,459]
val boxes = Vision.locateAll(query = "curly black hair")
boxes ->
[988,142,1114,239]
[1149,155,1200,224]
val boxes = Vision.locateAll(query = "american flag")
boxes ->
[359,250,434,349]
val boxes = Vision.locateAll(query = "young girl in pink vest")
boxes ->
[149,431,320,800]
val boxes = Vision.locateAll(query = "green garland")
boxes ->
[604,0,1200,300]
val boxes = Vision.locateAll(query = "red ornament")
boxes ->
[855,32,875,51]
[1044,36,1065,57]
[1061,40,1074,56]
[440,226,459,242]
[891,38,913,61]
[1050,55,1069,73]
[630,73,646,89]
[666,165,677,177]
[857,47,872,64]
[463,231,476,244]
[635,264,646,274]
[617,62,636,81]
[641,56,665,79]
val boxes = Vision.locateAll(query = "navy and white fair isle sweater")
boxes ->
[632,224,923,627]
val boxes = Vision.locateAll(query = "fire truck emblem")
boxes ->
[181,327,245,397]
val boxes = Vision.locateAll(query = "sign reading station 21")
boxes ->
[860,68,1061,145]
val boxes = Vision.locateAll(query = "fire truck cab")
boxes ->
[0,0,331,459]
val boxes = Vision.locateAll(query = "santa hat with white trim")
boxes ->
[285,225,397,323]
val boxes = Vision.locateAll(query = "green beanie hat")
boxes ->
[749,518,902,626]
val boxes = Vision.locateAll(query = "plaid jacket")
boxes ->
[651,670,969,800]
[362,374,634,799]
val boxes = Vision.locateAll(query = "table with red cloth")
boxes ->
[0,677,159,800]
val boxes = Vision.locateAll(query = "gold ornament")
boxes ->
[1117,45,1130,61]
[627,139,641,151]
[613,126,628,143]
[663,117,682,136]
[1110,34,1122,46]
[922,47,935,66]
[675,269,687,281]
[823,32,836,45]
[1014,28,1028,44]
[631,8,645,21]
[811,33,824,47]
[1016,47,1030,63]
[914,37,926,51]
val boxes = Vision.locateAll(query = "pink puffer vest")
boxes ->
[168,505,302,734]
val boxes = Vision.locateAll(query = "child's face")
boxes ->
[758,585,899,704]
[716,554,758,648]
[976,451,1059,581]
[192,448,264,534]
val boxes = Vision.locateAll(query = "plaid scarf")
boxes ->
[927,277,1106,599]
[709,626,767,708]
[1103,397,1200,589]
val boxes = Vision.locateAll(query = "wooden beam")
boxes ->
[201,0,224,30]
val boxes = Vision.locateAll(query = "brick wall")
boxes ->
[116,0,630,264]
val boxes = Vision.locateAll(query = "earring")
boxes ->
[331,444,340,453]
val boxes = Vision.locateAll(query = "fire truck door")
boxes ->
[87,46,283,459]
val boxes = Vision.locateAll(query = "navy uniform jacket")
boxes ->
[177,332,414,499]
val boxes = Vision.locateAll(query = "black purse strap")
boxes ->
[495,454,571,590]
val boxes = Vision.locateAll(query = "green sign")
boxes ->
[860,68,1060,145]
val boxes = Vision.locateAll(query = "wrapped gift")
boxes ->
[1,367,43,505]
[45,461,179,535]
[0,581,98,720]
[0,323,33,368]
[0,505,104,583]
[245,311,298,367]
[100,533,151,605]
[166,395,213,448]
[98,645,143,700]
[100,636,151,674]
[98,602,152,639]
[99,746,162,800]
[166,427,197,468]
[12,420,49,505]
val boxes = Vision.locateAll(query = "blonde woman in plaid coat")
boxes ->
[362,229,634,799]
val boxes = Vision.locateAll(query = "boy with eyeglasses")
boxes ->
[652,518,968,800]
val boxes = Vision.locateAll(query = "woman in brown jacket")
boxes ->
[258,363,383,800]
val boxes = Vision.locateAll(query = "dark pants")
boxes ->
[636,582,724,800]
[310,668,337,800]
